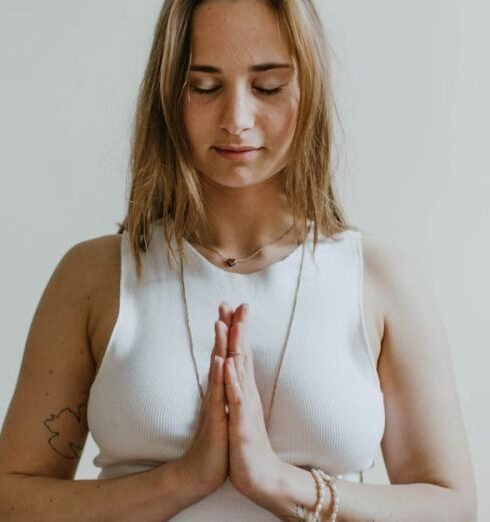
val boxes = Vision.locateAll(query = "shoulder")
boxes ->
[45,234,121,301]
[358,231,434,320]
[358,232,447,372]
[75,233,122,274]
[54,234,122,335]
[64,234,123,362]
[358,231,412,283]
[60,233,122,293]
[73,232,122,261]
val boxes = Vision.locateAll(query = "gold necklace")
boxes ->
[179,221,311,431]
[190,223,296,267]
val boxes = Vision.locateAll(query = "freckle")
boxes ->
[49,499,54,503]
[86,295,91,300]
[49,369,53,374]
[96,485,101,489]
[45,392,50,397]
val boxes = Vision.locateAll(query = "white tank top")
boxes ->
[87,218,385,520]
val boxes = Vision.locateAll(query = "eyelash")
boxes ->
[189,86,284,96]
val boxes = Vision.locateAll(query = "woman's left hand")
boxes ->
[221,301,283,498]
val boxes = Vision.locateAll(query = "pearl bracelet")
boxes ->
[308,468,326,521]
[300,468,340,522]
[317,469,340,521]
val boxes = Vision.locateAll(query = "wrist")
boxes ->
[248,460,330,521]
[165,458,211,505]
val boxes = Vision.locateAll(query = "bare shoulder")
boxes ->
[75,233,122,375]
[72,233,122,278]
[51,233,122,372]
[359,232,434,329]
[356,233,401,364]
[360,232,419,287]
[358,231,445,366]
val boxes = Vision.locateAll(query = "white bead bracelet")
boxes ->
[305,468,341,522]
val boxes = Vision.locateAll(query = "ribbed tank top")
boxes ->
[87,218,385,520]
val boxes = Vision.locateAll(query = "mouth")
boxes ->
[213,146,263,161]
[214,146,261,152]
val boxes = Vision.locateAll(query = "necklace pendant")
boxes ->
[226,258,237,267]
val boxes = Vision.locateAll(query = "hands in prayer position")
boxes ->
[180,301,283,499]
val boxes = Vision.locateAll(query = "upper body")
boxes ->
[0,226,474,493]
[0,0,477,516]
[83,220,384,492]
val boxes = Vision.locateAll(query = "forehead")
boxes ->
[190,0,292,65]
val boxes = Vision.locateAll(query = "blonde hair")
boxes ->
[117,0,357,284]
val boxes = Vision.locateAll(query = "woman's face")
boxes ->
[182,0,300,189]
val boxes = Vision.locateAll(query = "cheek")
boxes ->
[182,103,209,150]
[264,97,299,143]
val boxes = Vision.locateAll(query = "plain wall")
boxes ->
[1,0,488,518]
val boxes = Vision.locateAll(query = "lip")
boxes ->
[213,146,262,161]
[214,146,261,152]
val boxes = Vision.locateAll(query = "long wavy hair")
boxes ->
[116,0,356,284]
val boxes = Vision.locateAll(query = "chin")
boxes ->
[198,167,262,187]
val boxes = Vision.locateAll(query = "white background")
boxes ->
[1,0,488,518]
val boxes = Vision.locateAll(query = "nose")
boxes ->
[219,84,255,135]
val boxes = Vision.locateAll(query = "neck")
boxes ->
[188,172,306,259]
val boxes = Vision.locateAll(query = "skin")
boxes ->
[182,0,303,260]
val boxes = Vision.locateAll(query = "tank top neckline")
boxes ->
[180,219,314,279]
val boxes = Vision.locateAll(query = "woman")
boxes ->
[0,0,477,520]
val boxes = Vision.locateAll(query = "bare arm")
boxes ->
[0,460,206,522]
[0,237,207,521]
[243,235,478,521]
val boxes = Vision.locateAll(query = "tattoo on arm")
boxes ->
[43,402,88,459]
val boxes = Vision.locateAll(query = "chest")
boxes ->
[86,263,386,477]
[87,259,384,380]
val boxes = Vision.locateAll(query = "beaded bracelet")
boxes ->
[302,468,341,522]
[308,468,326,521]
[316,469,340,521]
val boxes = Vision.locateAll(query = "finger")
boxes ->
[214,319,228,360]
[204,320,226,402]
[219,301,234,329]
[219,302,234,350]
[232,302,249,325]
[206,322,217,377]
[224,356,243,424]
[205,320,220,385]
[230,303,249,350]
[209,355,228,421]
[228,322,247,384]
[231,307,260,402]
[230,303,250,365]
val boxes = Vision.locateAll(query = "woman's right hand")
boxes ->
[177,302,233,497]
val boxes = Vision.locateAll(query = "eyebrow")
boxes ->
[189,62,293,73]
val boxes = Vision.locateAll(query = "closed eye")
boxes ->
[189,86,284,96]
